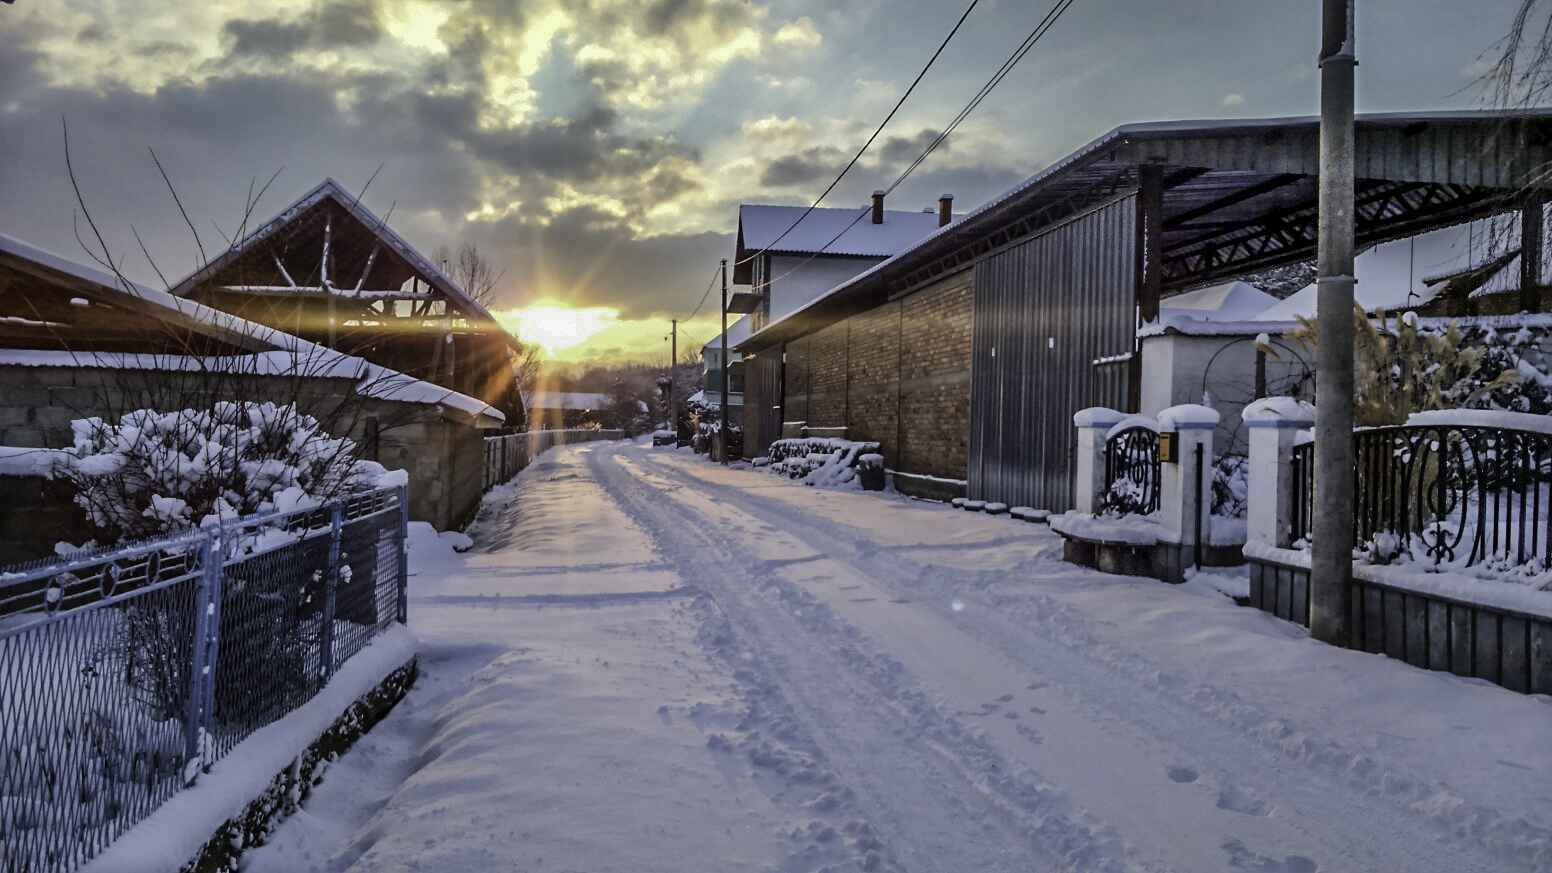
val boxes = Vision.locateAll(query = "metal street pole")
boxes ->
[720,259,729,465]
[1312,0,1356,646]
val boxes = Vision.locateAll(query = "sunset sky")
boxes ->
[0,0,1534,363]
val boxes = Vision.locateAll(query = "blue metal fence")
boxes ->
[0,484,409,873]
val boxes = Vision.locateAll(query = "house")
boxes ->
[527,391,647,430]
[170,179,525,424]
[729,193,954,332]
[699,315,751,425]
[734,111,1552,507]
[0,233,505,560]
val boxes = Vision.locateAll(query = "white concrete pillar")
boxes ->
[1073,407,1125,515]
[1157,404,1220,556]
[1242,397,1316,549]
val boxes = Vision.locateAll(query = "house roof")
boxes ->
[701,315,753,355]
[171,178,515,345]
[0,233,503,426]
[737,204,945,259]
[738,110,1552,353]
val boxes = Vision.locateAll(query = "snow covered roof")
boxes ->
[171,179,508,333]
[738,204,944,258]
[0,234,503,426]
[702,315,753,355]
[1157,281,1279,322]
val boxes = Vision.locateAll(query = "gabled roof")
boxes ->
[737,204,945,258]
[172,178,508,333]
[0,234,503,426]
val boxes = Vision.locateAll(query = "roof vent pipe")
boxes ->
[872,190,885,224]
[938,193,954,227]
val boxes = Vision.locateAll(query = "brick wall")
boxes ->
[845,304,902,467]
[806,319,850,427]
[744,267,974,485]
[898,271,974,480]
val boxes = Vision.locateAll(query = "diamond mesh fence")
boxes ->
[0,485,408,873]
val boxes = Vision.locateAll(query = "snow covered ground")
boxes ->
[242,441,1552,873]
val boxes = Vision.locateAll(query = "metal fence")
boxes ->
[1291,440,1315,544]
[0,485,408,873]
[483,429,626,490]
[1292,423,1552,571]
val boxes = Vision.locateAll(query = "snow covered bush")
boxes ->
[58,401,390,543]
[1283,306,1522,426]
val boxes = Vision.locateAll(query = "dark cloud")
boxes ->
[877,129,944,165]
[225,0,383,58]
[760,147,844,188]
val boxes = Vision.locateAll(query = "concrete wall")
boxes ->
[0,363,493,563]
[1139,329,1313,458]
[757,268,974,489]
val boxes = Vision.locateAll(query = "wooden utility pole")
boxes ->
[1312,0,1357,646]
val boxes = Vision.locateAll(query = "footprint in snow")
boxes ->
[1166,765,1198,784]
[1222,839,1318,872]
[1216,785,1270,816]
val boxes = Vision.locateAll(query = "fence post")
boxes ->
[397,483,410,624]
[1157,404,1220,569]
[1073,407,1125,514]
[183,531,223,782]
[319,502,343,682]
[1243,398,1316,550]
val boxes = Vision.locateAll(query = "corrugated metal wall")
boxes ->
[969,194,1136,510]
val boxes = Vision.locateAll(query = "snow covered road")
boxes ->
[246,441,1552,873]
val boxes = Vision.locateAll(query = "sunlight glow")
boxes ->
[495,301,721,365]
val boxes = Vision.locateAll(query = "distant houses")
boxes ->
[732,111,1552,507]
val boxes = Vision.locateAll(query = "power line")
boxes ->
[682,264,722,322]
[732,0,982,270]
[886,0,1078,197]
[740,0,1081,296]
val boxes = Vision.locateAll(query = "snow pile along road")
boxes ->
[245,441,1552,873]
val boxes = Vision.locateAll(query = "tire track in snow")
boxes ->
[633,448,1550,872]
[587,448,1138,873]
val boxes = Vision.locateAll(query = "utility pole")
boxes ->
[670,318,678,431]
[1312,0,1356,646]
[720,259,729,465]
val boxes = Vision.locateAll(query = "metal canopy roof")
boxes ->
[740,110,1552,351]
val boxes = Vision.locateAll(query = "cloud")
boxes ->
[759,147,845,188]
[225,0,385,57]
[773,17,821,47]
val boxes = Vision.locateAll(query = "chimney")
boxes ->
[938,193,954,227]
[871,190,885,225]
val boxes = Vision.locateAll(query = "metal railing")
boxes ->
[1291,440,1315,544]
[0,485,409,873]
[1103,426,1161,516]
[1291,423,1552,572]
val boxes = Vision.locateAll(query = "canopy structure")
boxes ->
[173,179,524,422]
[744,111,1552,351]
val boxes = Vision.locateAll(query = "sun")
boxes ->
[496,303,620,357]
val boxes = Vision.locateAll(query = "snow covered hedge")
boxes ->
[55,401,394,543]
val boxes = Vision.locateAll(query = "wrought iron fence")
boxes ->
[0,485,409,873]
[1291,423,1552,572]
[1291,440,1315,544]
[1354,422,1552,570]
[1103,426,1161,516]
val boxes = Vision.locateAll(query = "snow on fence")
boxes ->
[0,484,409,873]
[484,429,626,489]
